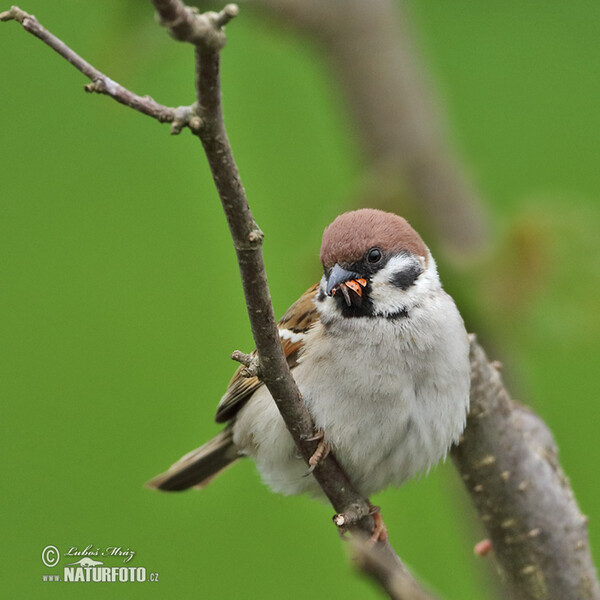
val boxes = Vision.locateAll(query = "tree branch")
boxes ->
[0,6,199,134]
[453,337,600,600]
[352,536,440,600]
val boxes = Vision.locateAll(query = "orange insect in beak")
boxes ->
[344,279,362,296]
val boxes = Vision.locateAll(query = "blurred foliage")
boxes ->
[1,1,598,598]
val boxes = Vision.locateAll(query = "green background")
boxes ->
[1,1,599,598]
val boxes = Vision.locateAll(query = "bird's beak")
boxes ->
[326,264,367,300]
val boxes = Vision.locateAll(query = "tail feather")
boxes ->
[147,428,240,491]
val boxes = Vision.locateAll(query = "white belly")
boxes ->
[233,294,470,497]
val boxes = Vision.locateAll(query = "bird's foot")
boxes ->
[302,430,330,476]
[368,504,388,544]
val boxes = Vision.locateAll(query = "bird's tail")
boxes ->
[147,427,240,491]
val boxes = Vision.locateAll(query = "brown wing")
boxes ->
[214,284,320,424]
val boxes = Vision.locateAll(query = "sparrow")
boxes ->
[149,209,471,528]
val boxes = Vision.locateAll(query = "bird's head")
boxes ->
[317,209,439,320]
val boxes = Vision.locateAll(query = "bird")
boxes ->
[148,208,471,538]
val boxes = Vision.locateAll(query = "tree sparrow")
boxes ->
[149,209,470,512]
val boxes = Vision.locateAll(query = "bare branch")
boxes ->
[352,535,440,600]
[0,6,196,133]
[153,0,238,49]
[230,350,260,378]
[452,337,600,600]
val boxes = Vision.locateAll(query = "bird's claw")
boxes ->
[368,504,388,544]
[303,430,325,443]
[302,431,330,477]
[302,463,316,477]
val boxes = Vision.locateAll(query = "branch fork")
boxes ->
[154,1,238,50]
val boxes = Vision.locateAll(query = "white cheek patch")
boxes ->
[370,253,439,316]
[369,277,408,317]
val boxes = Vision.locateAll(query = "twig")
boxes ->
[230,349,260,377]
[0,6,197,134]
[452,337,600,600]
[352,535,440,600]
[153,0,238,47]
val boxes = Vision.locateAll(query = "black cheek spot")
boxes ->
[390,264,422,290]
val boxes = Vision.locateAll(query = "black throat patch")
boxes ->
[329,280,374,318]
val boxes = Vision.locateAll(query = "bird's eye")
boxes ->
[366,247,382,264]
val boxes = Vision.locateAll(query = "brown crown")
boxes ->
[320,209,428,268]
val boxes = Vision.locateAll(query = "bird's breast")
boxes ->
[293,314,469,495]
